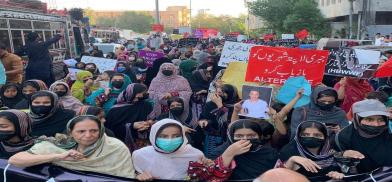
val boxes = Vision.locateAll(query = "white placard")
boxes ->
[63,59,77,67]
[354,49,381,65]
[218,41,254,67]
[282,34,295,40]
[81,56,117,72]
[68,68,83,80]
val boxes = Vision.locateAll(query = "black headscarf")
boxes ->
[0,83,24,109]
[189,69,211,92]
[145,57,171,86]
[0,110,34,159]
[29,91,75,137]
[213,119,278,181]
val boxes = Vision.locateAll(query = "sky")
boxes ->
[45,0,248,17]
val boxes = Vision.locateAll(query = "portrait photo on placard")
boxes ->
[239,85,273,119]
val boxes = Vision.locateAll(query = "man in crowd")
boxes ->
[0,41,23,84]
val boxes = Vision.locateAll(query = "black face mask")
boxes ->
[86,68,96,74]
[0,131,15,141]
[134,93,149,103]
[170,107,183,116]
[162,70,173,76]
[55,91,67,97]
[111,81,124,89]
[317,102,335,110]
[221,94,229,102]
[31,105,52,115]
[300,137,325,148]
[360,124,387,135]
[23,93,33,100]
[249,139,263,151]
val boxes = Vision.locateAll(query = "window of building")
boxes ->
[9,19,32,29]
[0,19,7,28]
[11,30,23,51]
[376,12,392,25]
[33,21,50,30]
[0,30,11,51]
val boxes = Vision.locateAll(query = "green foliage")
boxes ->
[248,0,330,38]
[191,14,246,34]
[69,8,84,21]
[95,11,154,33]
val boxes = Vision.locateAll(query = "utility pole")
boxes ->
[155,0,160,24]
[349,0,355,39]
[189,0,192,28]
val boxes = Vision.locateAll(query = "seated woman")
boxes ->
[114,61,137,83]
[0,83,24,109]
[9,115,135,179]
[14,80,48,110]
[335,99,392,174]
[290,86,349,140]
[86,73,131,114]
[29,91,75,137]
[200,119,278,181]
[49,81,83,113]
[0,110,34,159]
[157,97,192,126]
[78,105,115,137]
[105,83,153,148]
[71,71,98,102]
[132,119,203,180]
[279,121,341,181]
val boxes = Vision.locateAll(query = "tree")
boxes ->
[283,0,330,38]
[191,14,246,34]
[95,11,154,33]
[95,17,116,27]
[248,0,330,38]
[69,8,84,21]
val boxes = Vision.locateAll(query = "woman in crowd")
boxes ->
[71,71,97,102]
[206,119,278,181]
[189,69,212,123]
[130,58,148,84]
[280,121,341,181]
[145,57,171,86]
[290,86,349,139]
[0,110,34,159]
[29,91,75,137]
[132,119,203,181]
[84,63,100,79]
[14,80,48,110]
[49,81,83,113]
[148,63,192,119]
[334,77,373,113]
[105,83,153,148]
[114,61,137,83]
[86,73,131,114]
[335,99,392,174]
[0,83,23,109]
[195,84,239,157]
[78,105,115,137]
[9,115,135,179]
[97,70,115,89]
[157,97,192,126]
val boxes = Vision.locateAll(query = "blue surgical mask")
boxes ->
[156,137,183,153]
[117,67,126,73]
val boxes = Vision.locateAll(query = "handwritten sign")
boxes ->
[218,41,254,67]
[178,38,199,48]
[138,50,165,68]
[81,56,117,72]
[245,46,328,85]
[282,34,295,40]
[324,48,377,78]
[67,68,83,80]
[276,76,311,108]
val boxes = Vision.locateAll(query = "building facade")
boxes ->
[317,0,392,38]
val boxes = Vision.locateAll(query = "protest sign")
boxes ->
[138,50,165,68]
[225,32,240,42]
[276,76,311,108]
[63,59,77,67]
[324,48,377,78]
[354,49,380,65]
[218,41,254,67]
[221,62,259,99]
[81,56,117,72]
[240,85,273,119]
[152,24,164,32]
[68,68,83,80]
[282,34,295,40]
[245,46,328,85]
[178,38,199,48]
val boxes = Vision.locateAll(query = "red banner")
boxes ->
[196,28,219,39]
[295,29,309,40]
[245,46,329,85]
[374,57,392,78]
[152,24,164,32]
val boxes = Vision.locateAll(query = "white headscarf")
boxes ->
[132,119,203,180]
